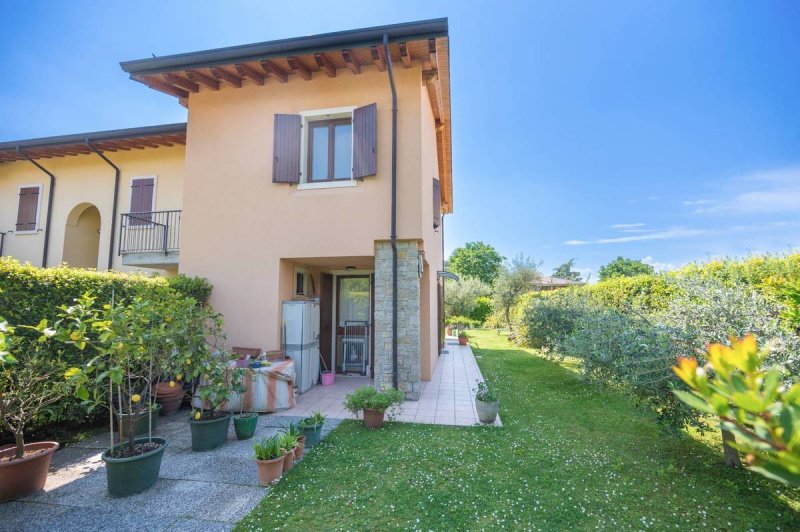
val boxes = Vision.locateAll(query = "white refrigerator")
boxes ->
[282,299,320,394]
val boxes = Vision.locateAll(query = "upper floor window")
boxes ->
[129,176,156,225]
[308,118,353,182]
[15,184,42,233]
[272,103,377,185]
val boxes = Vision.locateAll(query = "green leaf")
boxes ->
[76,386,89,401]
[731,392,764,412]
[673,390,716,415]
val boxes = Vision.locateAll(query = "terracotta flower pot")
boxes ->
[256,456,283,486]
[363,408,385,429]
[293,442,304,460]
[155,382,184,416]
[282,451,294,473]
[458,336,468,346]
[0,441,59,501]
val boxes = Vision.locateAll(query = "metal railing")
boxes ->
[118,210,181,255]
[341,320,370,375]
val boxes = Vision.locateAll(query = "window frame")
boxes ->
[298,106,356,189]
[15,184,43,235]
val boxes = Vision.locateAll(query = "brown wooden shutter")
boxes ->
[353,103,377,178]
[129,178,155,225]
[16,186,40,231]
[432,178,441,229]
[273,114,302,183]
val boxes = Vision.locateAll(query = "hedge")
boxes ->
[0,258,207,437]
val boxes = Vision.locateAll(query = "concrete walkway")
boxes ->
[2,414,340,532]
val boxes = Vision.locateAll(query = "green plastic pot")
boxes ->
[118,404,162,439]
[188,413,231,451]
[102,436,167,498]
[302,424,323,448]
[233,413,258,440]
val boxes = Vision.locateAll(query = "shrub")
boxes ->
[584,274,673,314]
[444,277,491,319]
[521,291,592,349]
[168,273,213,306]
[344,386,404,417]
[469,296,493,324]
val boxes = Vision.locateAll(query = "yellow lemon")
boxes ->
[131,394,141,403]
[176,373,183,381]
[169,381,176,388]
[185,358,191,365]
[194,411,201,420]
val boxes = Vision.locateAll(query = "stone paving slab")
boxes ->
[0,411,337,531]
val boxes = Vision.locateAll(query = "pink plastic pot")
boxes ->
[321,371,335,386]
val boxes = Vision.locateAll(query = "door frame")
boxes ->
[332,273,373,375]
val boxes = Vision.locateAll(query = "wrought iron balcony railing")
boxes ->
[119,210,181,255]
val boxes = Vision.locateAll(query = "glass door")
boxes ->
[336,276,371,375]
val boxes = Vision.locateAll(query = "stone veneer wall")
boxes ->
[373,240,421,400]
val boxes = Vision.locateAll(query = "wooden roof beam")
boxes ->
[235,63,265,85]
[287,56,312,80]
[186,69,220,90]
[314,53,336,77]
[210,67,243,88]
[162,73,199,93]
[342,49,361,74]
[399,42,412,68]
[141,77,189,98]
[260,60,288,83]
[370,45,386,71]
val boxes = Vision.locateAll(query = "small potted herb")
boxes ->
[298,411,326,448]
[474,380,499,424]
[458,330,469,346]
[278,430,299,473]
[253,435,284,486]
[344,386,405,429]
[287,423,305,460]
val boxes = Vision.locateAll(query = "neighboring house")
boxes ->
[0,19,453,399]
[535,276,581,291]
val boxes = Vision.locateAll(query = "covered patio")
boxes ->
[277,339,501,426]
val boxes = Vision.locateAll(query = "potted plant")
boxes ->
[278,430,298,472]
[182,309,243,451]
[0,318,68,501]
[287,423,305,460]
[458,330,469,346]
[253,435,284,486]
[474,380,499,424]
[234,411,258,441]
[344,386,405,429]
[298,411,326,448]
[58,294,174,498]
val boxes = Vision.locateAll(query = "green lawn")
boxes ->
[237,330,800,530]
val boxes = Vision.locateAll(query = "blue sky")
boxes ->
[2,1,799,281]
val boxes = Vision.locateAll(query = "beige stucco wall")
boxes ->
[181,63,444,370]
[0,145,184,273]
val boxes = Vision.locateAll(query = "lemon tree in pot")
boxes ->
[0,318,70,501]
[188,355,242,452]
[344,386,405,429]
[57,294,176,498]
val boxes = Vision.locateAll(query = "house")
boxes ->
[0,19,452,399]
[535,276,580,291]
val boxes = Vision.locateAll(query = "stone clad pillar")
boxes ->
[373,240,421,400]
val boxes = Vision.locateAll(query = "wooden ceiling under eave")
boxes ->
[0,132,186,163]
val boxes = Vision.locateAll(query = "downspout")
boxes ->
[86,139,120,270]
[16,147,55,268]
[384,32,399,390]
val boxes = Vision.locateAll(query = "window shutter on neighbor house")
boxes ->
[353,103,377,178]
[130,178,155,213]
[273,114,302,183]
[432,178,441,229]
[16,186,40,231]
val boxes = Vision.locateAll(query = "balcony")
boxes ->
[119,210,181,269]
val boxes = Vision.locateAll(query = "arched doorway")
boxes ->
[63,203,101,269]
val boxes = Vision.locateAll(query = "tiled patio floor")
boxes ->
[277,338,501,426]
